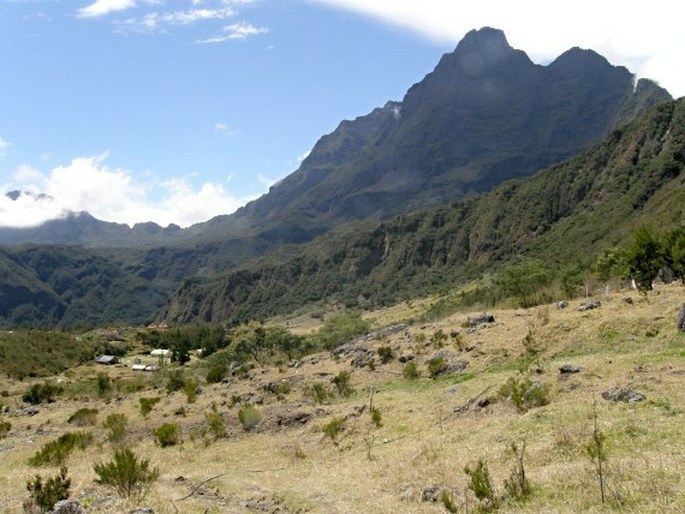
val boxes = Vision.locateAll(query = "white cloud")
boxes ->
[0,136,10,157]
[78,0,137,18]
[198,20,267,43]
[309,0,685,98]
[0,155,255,228]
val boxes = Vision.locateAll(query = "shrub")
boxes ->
[322,417,345,440]
[138,396,161,418]
[0,419,10,439]
[427,356,448,379]
[183,378,198,404]
[28,432,93,467]
[440,490,458,513]
[152,423,181,447]
[308,383,331,404]
[67,408,99,427]
[103,413,128,446]
[206,365,227,384]
[504,440,531,502]
[238,405,261,432]
[370,407,383,428]
[331,370,354,397]
[22,382,62,405]
[96,372,112,397]
[498,376,550,412]
[431,329,448,348]
[25,467,70,513]
[402,361,419,379]
[204,403,226,442]
[464,458,497,507]
[377,346,394,364]
[166,369,186,394]
[93,448,159,502]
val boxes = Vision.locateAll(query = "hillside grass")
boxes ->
[0,283,684,512]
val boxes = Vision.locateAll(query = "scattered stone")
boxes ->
[350,350,375,368]
[398,354,415,363]
[450,329,460,338]
[623,297,634,305]
[577,299,601,312]
[50,500,87,514]
[602,387,646,403]
[277,411,312,427]
[557,301,568,309]
[421,485,442,503]
[559,364,583,374]
[362,323,409,341]
[427,351,469,376]
[468,313,495,326]
[477,397,491,409]
[678,303,685,332]
[129,509,154,514]
[288,360,301,368]
[309,357,319,365]
[247,395,264,405]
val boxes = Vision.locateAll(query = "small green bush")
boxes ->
[440,490,458,513]
[183,378,198,404]
[204,403,226,442]
[93,448,159,502]
[331,370,354,397]
[464,458,497,507]
[370,407,383,428]
[166,369,186,394]
[0,419,10,439]
[22,382,63,405]
[152,423,181,447]
[138,396,161,418]
[67,408,99,427]
[498,376,550,412]
[322,416,345,440]
[96,372,112,397]
[103,413,128,445]
[431,329,448,348]
[308,383,331,404]
[25,466,70,513]
[206,365,227,384]
[377,346,394,364]
[238,405,261,431]
[28,432,93,467]
[402,361,419,379]
[427,356,447,378]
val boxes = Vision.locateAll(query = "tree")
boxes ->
[624,225,664,293]
[593,248,627,287]
[498,260,551,307]
[663,226,685,284]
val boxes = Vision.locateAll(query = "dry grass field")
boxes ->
[1,283,684,513]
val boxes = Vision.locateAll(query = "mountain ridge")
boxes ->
[0,27,671,249]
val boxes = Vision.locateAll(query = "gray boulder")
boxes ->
[602,387,646,403]
[677,303,685,332]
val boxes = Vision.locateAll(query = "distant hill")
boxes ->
[161,99,685,324]
[0,27,670,250]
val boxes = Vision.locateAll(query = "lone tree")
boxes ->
[624,225,664,294]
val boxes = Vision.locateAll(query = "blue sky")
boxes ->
[1,0,682,228]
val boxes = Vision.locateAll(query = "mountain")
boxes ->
[0,27,670,249]
[223,27,670,243]
[161,98,685,324]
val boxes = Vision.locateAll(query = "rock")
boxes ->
[277,411,312,427]
[398,354,415,363]
[557,301,568,309]
[421,485,442,502]
[468,313,495,326]
[677,303,685,332]
[50,500,87,514]
[350,350,375,368]
[129,509,154,514]
[623,297,634,305]
[602,387,646,403]
[577,299,601,311]
[559,364,582,374]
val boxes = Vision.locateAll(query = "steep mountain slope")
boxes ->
[0,27,669,250]
[0,245,166,327]
[162,98,685,324]
[227,27,670,243]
